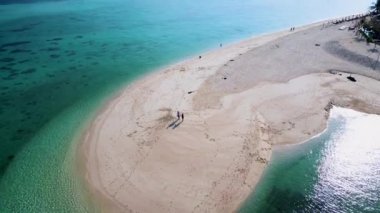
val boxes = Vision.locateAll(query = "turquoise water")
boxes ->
[240,107,380,212]
[0,0,373,211]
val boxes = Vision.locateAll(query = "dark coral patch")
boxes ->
[8,73,18,77]
[0,41,31,48]
[49,54,60,59]
[26,101,37,106]
[10,49,31,54]
[20,68,36,74]
[3,76,15,80]
[46,38,63,42]
[0,66,14,71]
[16,129,25,133]
[9,27,32,32]
[41,47,60,52]
[18,59,30,64]
[0,58,15,62]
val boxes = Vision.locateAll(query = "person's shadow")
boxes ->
[172,120,183,129]
[166,118,183,129]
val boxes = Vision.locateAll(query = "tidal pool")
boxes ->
[240,107,380,212]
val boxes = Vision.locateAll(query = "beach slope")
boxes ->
[81,21,380,212]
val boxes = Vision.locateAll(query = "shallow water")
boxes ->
[240,107,380,212]
[0,0,373,211]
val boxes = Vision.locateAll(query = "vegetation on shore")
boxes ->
[360,0,380,42]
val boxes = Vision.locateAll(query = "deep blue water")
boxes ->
[0,0,373,211]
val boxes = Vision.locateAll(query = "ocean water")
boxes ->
[240,107,380,212]
[0,0,373,211]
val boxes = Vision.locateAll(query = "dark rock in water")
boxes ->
[21,68,36,74]
[50,54,60,59]
[7,155,14,160]
[0,41,31,48]
[347,76,356,82]
[10,49,31,54]
[75,35,83,39]
[0,57,15,62]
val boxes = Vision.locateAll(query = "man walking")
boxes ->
[181,113,184,121]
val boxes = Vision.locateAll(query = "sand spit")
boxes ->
[81,21,380,212]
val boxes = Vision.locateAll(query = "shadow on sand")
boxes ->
[167,118,183,129]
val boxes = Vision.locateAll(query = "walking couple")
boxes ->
[177,111,184,121]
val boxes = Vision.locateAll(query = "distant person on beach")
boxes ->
[199,56,202,59]
[181,113,184,121]
[177,111,180,120]
[220,43,222,47]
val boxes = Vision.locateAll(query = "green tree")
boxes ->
[370,0,380,14]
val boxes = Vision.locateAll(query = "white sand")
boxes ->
[81,21,380,212]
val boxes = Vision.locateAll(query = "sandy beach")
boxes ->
[81,20,380,212]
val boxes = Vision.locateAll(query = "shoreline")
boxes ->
[80,18,380,212]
